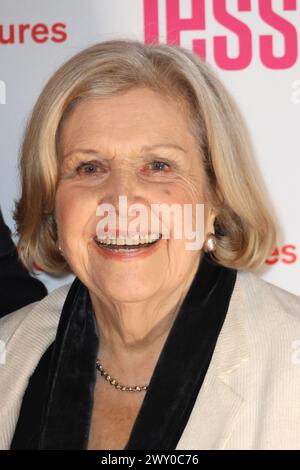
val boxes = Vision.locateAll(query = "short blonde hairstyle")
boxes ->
[13,38,278,275]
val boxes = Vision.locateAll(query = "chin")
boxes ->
[95,277,159,303]
[108,292,155,303]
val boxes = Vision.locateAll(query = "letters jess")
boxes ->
[144,0,299,70]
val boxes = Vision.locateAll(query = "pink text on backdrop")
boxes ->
[144,0,298,70]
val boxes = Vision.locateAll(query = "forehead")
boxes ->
[60,87,197,155]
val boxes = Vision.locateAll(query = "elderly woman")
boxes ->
[0,39,300,451]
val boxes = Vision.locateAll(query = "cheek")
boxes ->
[163,188,171,196]
[161,184,199,204]
[160,184,204,222]
[55,185,96,238]
[162,171,205,203]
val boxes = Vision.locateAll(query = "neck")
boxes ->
[89,257,201,385]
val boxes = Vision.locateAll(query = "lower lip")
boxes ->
[93,238,163,261]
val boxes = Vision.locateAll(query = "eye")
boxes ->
[148,161,171,172]
[75,161,106,176]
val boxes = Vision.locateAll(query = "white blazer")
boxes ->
[0,270,300,450]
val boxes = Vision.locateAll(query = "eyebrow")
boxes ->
[63,143,187,159]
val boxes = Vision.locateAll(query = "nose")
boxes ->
[96,165,149,225]
[108,165,135,203]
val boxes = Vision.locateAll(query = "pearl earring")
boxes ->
[204,233,217,252]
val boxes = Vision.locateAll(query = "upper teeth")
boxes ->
[95,233,160,245]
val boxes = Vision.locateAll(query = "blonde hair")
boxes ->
[13,38,278,275]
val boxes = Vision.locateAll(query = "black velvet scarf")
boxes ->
[10,252,237,450]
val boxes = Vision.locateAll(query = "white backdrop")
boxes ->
[0,0,299,294]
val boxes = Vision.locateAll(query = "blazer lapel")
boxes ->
[176,272,250,450]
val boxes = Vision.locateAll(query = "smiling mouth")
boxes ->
[93,234,163,252]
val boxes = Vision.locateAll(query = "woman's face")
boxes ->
[55,87,213,303]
